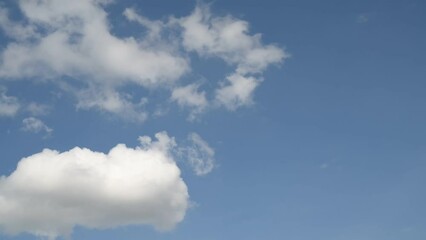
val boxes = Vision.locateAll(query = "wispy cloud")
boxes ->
[21,117,53,137]
[171,83,208,120]
[25,102,51,116]
[0,87,20,117]
[357,14,369,23]
[183,132,216,176]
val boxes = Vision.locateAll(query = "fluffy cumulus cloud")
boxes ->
[0,132,190,239]
[0,1,277,239]
[0,1,285,120]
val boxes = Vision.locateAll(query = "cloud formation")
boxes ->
[25,102,51,116]
[0,87,20,117]
[184,133,215,176]
[0,1,285,121]
[215,74,261,110]
[0,0,188,121]
[171,84,208,120]
[179,5,284,75]
[178,5,286,110]
[0,132,189,239]
[21,117,53,136]
[0,0,188,84]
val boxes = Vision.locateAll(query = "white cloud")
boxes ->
[184,133,215,176]
[123,8,165,42]
[0,132,189,239]
[171,84,208,120]
[75,87,148,123]
[0,88,51,118]
[0,0,188,118]
[0,87,20,117]
[178,4,286,110]
[0,7,38,41]
[179,5,285,74]
[0,1,285,120]
[215,74,261,110]
[26,102,51,116]
[171,84,208,108]
[0,0,189,85]
[21,117,53,136]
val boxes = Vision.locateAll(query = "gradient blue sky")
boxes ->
[1,0,426,239]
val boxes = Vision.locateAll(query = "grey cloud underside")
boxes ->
[0,0,286,121]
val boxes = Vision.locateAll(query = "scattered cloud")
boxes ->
[0,1,285,121]
[75,87,148,123]
[26,102,51,116]
[0,87,20,117]
[183,132,215,176]
[0,87,52,119]
[178,5,285,75]
[171,83,208,120]
[177,4,286,110]
[0,0,188,119]
[21,117,53,136]
[0,132,189,239]
[215,73,261,110]
[0,1,189,84]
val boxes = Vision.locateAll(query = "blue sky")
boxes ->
[0,0,425,239]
